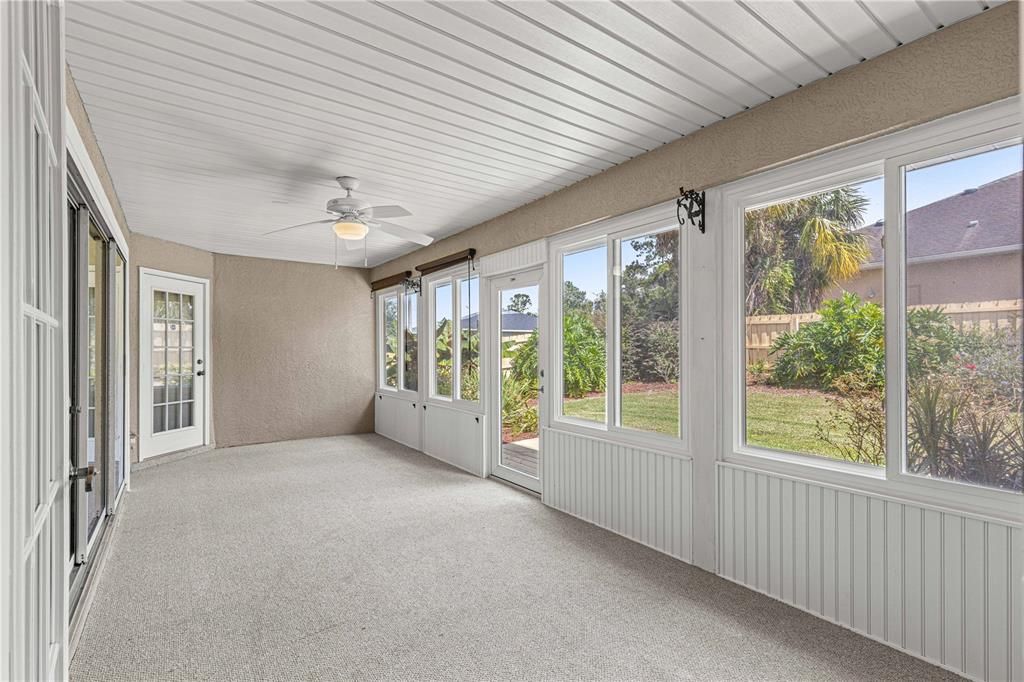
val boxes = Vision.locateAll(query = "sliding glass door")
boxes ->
[68,187,127,609]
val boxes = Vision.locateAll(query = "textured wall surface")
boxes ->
[128,233,216,461]
[372,4,1019,279]
[66,67,130,237]
[211,254,374,448]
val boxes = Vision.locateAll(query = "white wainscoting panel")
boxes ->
[478,239,547,276]
[422,404,485,477]
[717,462,1023,682]
[374,393,422,451]
[542,428,693,562]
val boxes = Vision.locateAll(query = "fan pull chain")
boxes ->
[364,238,368,268]
[334,235,338,270]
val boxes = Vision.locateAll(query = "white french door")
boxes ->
[488,268,544,493]
[2,1,67,679]
[139,270,209,460]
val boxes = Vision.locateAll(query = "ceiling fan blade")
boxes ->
[368,205,412,219]
[261,217,334,236]
[372,220,434,245]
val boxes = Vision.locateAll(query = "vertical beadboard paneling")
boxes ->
[716,462,1021,682]
[477,239,547,276]
[542,428,693,562]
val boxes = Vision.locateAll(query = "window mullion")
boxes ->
[607,236,617,429]
[883,160,905,481]
[452,277,461,401]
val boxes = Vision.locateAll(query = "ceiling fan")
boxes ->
[262,176,433,247]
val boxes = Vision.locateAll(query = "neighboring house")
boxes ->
[837,171,1022,305]
[463,311,538,344]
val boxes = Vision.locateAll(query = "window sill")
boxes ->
[424,398,484,416]
[723,450,1022,526]
[547,420,692,461]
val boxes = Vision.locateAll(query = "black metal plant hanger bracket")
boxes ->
[677,187,706,234]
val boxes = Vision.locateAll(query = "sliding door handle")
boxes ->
[70,465,95,492]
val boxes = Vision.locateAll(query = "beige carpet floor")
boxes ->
[70,434,959,681]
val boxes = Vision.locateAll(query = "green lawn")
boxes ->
[563,387,843,458]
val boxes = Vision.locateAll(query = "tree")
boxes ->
[562,280,591,315]
[507,293,533,315]
[745,186,871,315]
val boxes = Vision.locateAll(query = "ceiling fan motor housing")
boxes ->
[326,196,371,217]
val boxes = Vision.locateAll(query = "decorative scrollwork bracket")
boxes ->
[677,187,706,234]
[403,276,422,296]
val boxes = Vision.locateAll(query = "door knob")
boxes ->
[196,370,206,377]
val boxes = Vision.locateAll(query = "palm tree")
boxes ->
[745,186,871,315]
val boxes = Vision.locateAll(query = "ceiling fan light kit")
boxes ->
[333,220,369,240]
[261,175,433,258]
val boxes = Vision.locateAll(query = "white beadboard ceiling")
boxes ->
[66,0,998,268]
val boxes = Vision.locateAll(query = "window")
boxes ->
[402,292,418,392]
[560,244,607,425]
[427,271,480,403]
[725,100,1022,505]
[433,282,453,398]
[900,144,1022,492]
[619,227,680,437]
[382,293,399,389]
[743,177,885,465]
[554,220,684,440]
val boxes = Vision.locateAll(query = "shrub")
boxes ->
[501,374,538,437]
[816,373,886,467]
[559,311,606,398]
[622,319,679,385]
[770,293,884,388]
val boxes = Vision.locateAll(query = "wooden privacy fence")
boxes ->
[745,299,1023,366]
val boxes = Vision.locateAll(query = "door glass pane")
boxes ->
[459,276,479,401]
[151,286,198,436]
[167,292,180,319]
[903,144,1022,492]
[402,293,418,391]
[619,226,680,436]
[153,405,165,433]
[153,290,166,318]
[182,401,194,428]
[500,284,540,478]
[434,283,453,398]
[86,226,106,539]
[743,177,885,465]
[561,245,607,423]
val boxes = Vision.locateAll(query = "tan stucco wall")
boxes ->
[838,252,1024,306]
[211,254,375,448]
[65,66,130,238]
[371,4,1020,280]
[128,232,216,462]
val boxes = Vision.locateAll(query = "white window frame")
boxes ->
[549,200,691,454]
[717,96,1021,521]
[376,288,400,393]
[399,287,420,396]
[425,265,482,411]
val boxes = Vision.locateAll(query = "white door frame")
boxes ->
[486,266,546,493]
[138,268,211,460]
